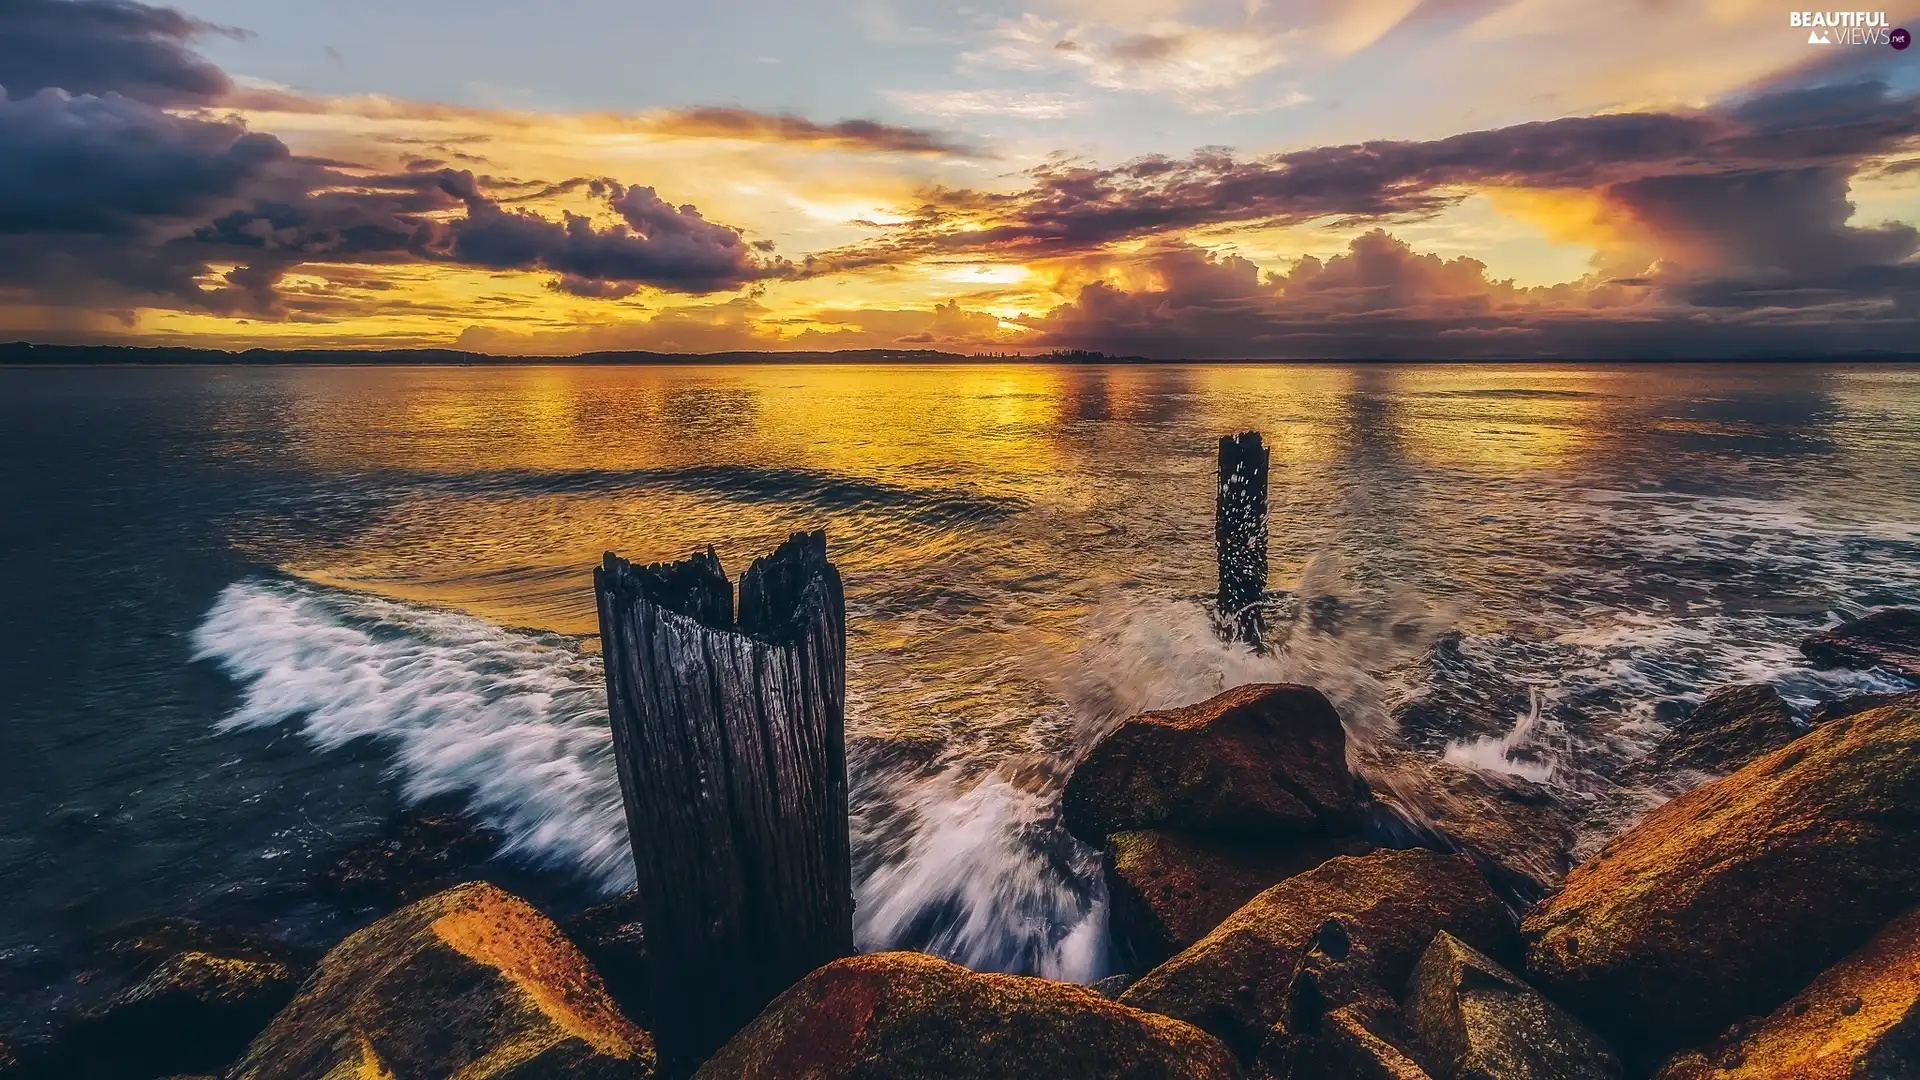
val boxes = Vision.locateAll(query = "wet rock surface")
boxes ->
[1390,633,1538,753]
[1800,607,1920,679]
[1105,830,1375,970]
[1523,698,1920,1069]
[692,951,1241,1080]
[1357,746,1578,902]
[558,890,651,1029]
[1618,684,1803,784]
[1653,907,1920,1080]
[1120,849,1517,1063]
[316,806,505,909]
[0,920,311,1080]
[225,881,654,1080]
[1404,932,1619,1080]
[1810,689,1920,725]
[1063,684,1358,848]
[1257,1001,1434,1080]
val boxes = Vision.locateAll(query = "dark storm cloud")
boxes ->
[0,89,287,234]
[436,174,789,293]
[826,81,1919,264]
[1013,228,1918,360]
[0,0,238,104]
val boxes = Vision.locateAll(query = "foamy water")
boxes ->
[11,361,1920,967]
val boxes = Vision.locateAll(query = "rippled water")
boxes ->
[4,362,1919,980]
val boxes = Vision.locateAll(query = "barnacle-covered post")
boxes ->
[1216,431,1271,648]
[594,530,853,1078]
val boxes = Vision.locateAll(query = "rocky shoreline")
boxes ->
[5,608,1919,1080]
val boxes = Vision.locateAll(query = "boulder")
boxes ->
[1254,916,1432,1080]
[1810,690,1919,725]
[1404,932,1619,1080]
[1063,684,1358,848]
[559,891,651,1028]
[1800,608,1920,679]
[1120,849,1517,1063]
[0,920,309,1080]
[691,951,1240,1080]
[1105,830,1374,969]
[76,951,297,1078]
[1390,633,1538,752]
[1256,1003,1433,1080]
[1622,684,1802,782]
[225,882,654,1080]
[1653,907,1920,1080]
[1523,699,1920,1068]
[1358,746,1577,901]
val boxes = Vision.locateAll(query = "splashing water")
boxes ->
[190,580,636,891]
[1442,687,1559,783]
[190,552,1915,983]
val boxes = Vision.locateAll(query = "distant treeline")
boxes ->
[0,342,1151,366]
[6,342,1912,366]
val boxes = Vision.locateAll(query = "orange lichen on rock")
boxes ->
[1523,698,1920,1067]
[225,882,653,1080]
[1120,849,1517,1063]
[431,894,640,1059]
[1106,829,1375,967]
[1654,907,1920,1080]
[692,951,1241,1080]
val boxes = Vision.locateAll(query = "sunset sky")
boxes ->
[2,0,1919,357]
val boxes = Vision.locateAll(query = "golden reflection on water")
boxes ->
[224,363,1920,682]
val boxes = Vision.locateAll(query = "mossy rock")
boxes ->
[693,951,1240,1080]
[1121,849,1516,1064]
[1105,830,1373,970]
[1654,907,1920,1080]
[1063,684,1357,848]
[224,882,653,1080]
[1524,699,1920,1069]
[1404,932,1618,1080]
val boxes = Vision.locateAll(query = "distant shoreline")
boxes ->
[4,342,1920,366]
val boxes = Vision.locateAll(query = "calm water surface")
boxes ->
[3,363,1918,980]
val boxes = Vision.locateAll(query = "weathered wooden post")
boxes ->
[1216,431,1270,648]
[594,530,854,1078]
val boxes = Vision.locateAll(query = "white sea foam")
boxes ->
[191,579,636,891]
[192,578,1120,980]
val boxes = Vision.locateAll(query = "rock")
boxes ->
[225,882,653,1080]
[1120,849,1517,1063]
[1523,698,1920,1068]
[75,951,297,1078]
[1092,974,1137,1000]
[1800,608,1920,679]
[1256,1002,1434,1080]
[691,951,1240,1080]
[316,806,503,909]
[1623,684,1803,781]
[559,892,651,1028]
[1106,830,1375,970]
[1357,746,1577,902]
[1404,932,1619,1080]
[1652,907,1920,1080]
[1254,916,1433,1080]
[1391,633,1538,752]
[1810,690,1919,726]
[1062,684,1358,848]
[0,920,310,1080]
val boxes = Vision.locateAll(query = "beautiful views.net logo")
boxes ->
[1789,10,1902,45]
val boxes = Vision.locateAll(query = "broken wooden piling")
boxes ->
[1216,431,1270,648]
[594,530,854,1078]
